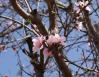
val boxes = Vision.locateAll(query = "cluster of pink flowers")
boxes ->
[46,34,65,45]
[32,34,65,56]
[74,1,91,13]
[74,1,91,30]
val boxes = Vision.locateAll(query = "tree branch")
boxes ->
[53,50,72,77]
[10,0,48,35]
[45,0,56,32]
[83,10,99,52]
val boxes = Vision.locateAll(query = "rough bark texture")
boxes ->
[84,10,99,52]
[45,0,56,31]
[10,0,48,36]
[52,49,72,77]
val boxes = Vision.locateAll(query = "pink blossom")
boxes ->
[74,2,80,14]
[43,48,52,57]
[86,6,91,12]
[32,34,65,51]
[47,34,54,45]
[78,1,85,7]
[84,1,89,6]
[76,9,80,14]
[77,22,83,30]
[47,34,65,45]
[75,1,91,13]
[54,34,65,45]
[32,36,44,51]
[53,34,61,43]
[75,2,79,7]
[77,1,88,8]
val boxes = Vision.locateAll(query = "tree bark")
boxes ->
[45,0,56,31]
[53,51,72,77]
[35,70,44,77]
[83,10,99,52]
[10,0,48,36]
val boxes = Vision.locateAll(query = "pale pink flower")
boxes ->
[54,34,61,43]
[84,1,89,6]
[47,35,55,45]
[54,34,65,45]
[75,1,85,7]
[76,9,80,14]
[74,2,81,13]
[75,1,91,12]
[77,22,83,30]
[86,6,91,12]
[32,36,44,51]
[43,48,52,57]
[75,2,79,7]
[79,1,85,7]
[47,34,65,45]
[32,34,65,51]
[78,1,88,8]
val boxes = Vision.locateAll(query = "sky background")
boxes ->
[0,0,99,77]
